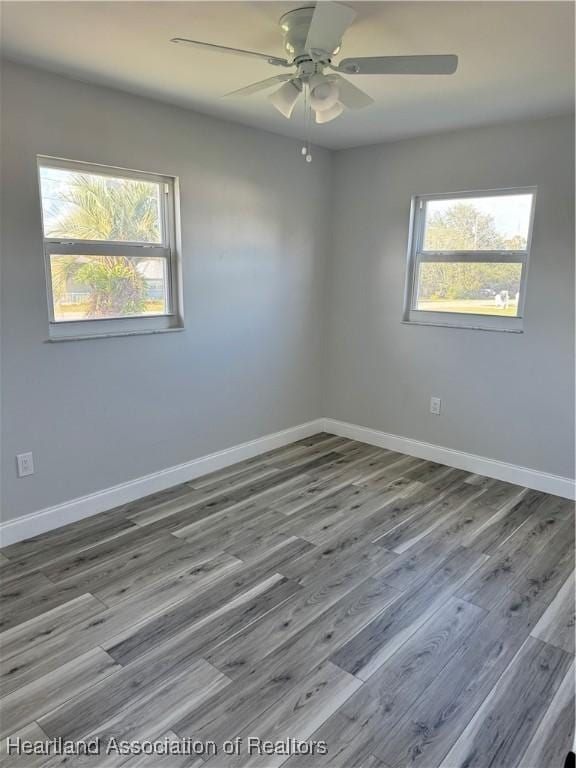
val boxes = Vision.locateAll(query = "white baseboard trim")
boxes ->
[322,418,575,501]
[0,419,324,547]
[3,415,573,547]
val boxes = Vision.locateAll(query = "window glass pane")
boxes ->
[423,194,533,251]
[416,262,523,316]
[39,166,162,244]
[49,255,168,322]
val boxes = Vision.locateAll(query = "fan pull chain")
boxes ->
[301,83,308,156]
[301,84,312,163]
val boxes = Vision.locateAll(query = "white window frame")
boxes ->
[38,156,183,340]
[403,187,537,332]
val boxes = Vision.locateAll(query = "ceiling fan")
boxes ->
[171,2,458,126]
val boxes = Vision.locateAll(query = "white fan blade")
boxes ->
[170,38,290,67]
[224,75,295,98]
[315,102,344,124]
[329,75,374,109]
[305,3,356,56]
[336,55,458,75]
[268,80,303,118]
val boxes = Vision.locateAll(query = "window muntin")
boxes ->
[405,188,536,331]
[38,157,180,337]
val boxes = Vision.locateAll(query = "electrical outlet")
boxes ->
[430,397,442,415]
[17,452,34,477]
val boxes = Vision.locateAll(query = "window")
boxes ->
[38,157,182,339]
[403,188,536,331]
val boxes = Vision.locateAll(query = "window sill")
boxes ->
[401,319,523,333]
[45,327,185,342]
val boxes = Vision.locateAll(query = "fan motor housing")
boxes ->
[279,6,334,64]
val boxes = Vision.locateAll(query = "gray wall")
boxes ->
[2,61,573,525]
[1,61,332,521]
[325,115,575,478]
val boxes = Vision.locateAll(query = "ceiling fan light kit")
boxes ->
[171,2,458,159]
[308,74,339,111]
[315,101,343,124]
[268,79,303,119]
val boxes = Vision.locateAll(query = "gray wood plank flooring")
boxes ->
[0,433,573,767]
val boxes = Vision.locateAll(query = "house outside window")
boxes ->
[38,157,182,340]
[403,188,536,332]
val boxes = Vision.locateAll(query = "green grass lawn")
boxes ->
[417,299,518,317]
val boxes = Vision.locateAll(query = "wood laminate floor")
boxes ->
[0,434,574,768]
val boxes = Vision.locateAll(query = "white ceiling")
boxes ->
[1,1,574,149]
